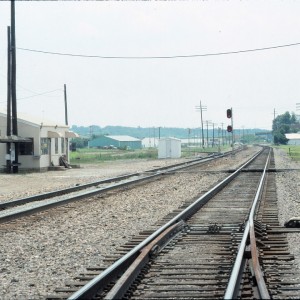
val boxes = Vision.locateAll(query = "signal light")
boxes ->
[227,109,232,118]
[227,125,233,132]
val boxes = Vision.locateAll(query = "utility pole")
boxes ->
[195,101,207,148]
[220,123,224,146]
[188,128,191,156]
[206,120,211,148]
[6,26,11,173]
[212,123,217,148]
[64,84,68,126]
[218,127,221,152]
[206,121,209,148]
[242,126,245,143]
[11,0,18,173]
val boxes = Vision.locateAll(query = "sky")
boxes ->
[0,1,300,131]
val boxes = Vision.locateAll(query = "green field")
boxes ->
[275,145,300,161]
[69,146,231,164]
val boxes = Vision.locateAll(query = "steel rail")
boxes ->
[1,147,244,211]
[224,148,271,299]
[0,153,229,223]
[0,172,161,223]
[104,221,186,300]
[67,148,264,300]
[0,173,139,210]
[0,152,223,211]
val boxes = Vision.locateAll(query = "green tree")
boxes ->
[272,112,299,144]
[71,137,89,149]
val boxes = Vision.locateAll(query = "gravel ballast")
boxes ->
[274,148,300,276]
[0,146,299,299]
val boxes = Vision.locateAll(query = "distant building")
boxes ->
[285,133,300,145]
[141,137,159,148]
[0,111,78,172]
[255,131,273,143]
[89,135,142,150]
[158,137,181,159]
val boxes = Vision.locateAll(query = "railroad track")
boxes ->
[0,151,229,224]
[46,146,300,299]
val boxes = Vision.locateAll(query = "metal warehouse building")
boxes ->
[0,111,78,172]
[89,135,142,150]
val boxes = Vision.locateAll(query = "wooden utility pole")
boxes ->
[206,120,209,147]
[195,101,207,148]
[64,84,68,125]
[200,101,205,148]
[11,0,18,173]
[6,26,11,173]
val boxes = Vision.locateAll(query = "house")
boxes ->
[89,135,142,150]
[0,111,78,172]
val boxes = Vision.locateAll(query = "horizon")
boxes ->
[1,2,300,130]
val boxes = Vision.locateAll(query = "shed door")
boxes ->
[166,140,171,158]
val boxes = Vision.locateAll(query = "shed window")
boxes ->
[19,138,33,155]
[41,138,50,155]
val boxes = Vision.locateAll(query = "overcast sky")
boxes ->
[0,1,300,130]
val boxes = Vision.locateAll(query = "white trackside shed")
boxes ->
[0,111,78,172]
[158,137,181,159]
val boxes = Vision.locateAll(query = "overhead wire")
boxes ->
[16,42,300,59]
[17,89,63,101]
[0,72,63,101]
[1,41,298,106]
[0,88,63,104]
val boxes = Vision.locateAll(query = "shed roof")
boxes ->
[0,110,68,128]
[107,135,141,142]
[285,133,300,140]
[0,135,32,143]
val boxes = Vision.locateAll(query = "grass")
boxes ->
[70,148,158,164]
[70,145,233,164]
[275,145,300,161]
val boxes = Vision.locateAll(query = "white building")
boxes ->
[158,137,181,159]
[141,137,159,148]
[0,111,78,172]
[285,133,300,145]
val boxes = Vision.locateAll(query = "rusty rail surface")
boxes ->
[66,148,265,300]
[224,148,271,299]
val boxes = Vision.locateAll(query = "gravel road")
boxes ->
[0,146,299,299]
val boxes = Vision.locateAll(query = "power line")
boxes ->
[0,72,63,98]
[16,42,300,59]
[17,89,63,100]
[0,89,63,103]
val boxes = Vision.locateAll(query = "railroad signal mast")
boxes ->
[226,108,234,150]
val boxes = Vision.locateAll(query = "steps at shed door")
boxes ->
[48,166,68,171]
